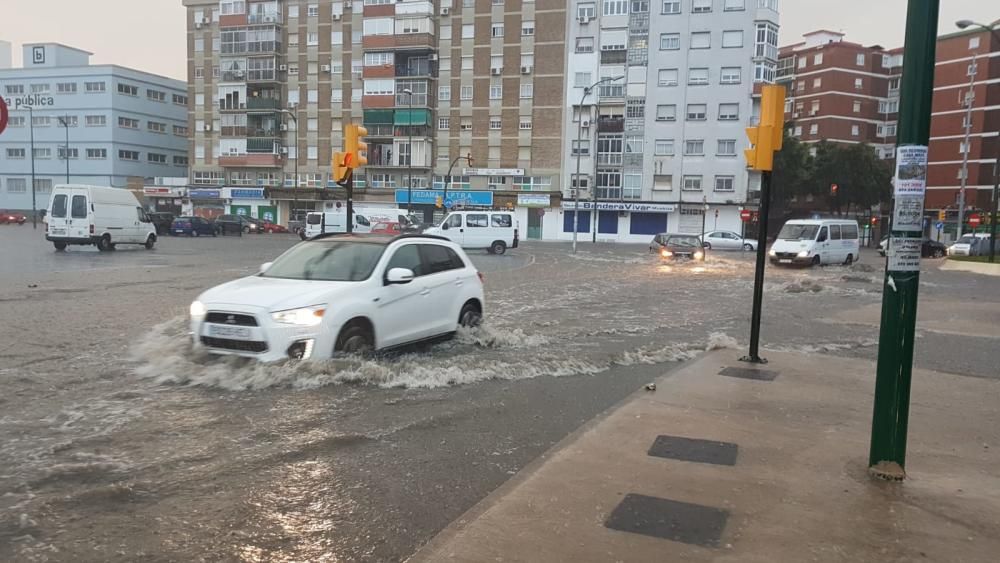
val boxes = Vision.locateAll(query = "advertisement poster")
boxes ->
[892,145,928,232]
[888,237,922,272]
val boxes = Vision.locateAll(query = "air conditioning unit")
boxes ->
[235,71,245,78]
[581,119,590,128]
[279,64,288,71]
[264,15,276,23]
[280,147,288,154]
[578,16,590,24]
[195,22,202,29]
[203,124,212,131]
[792,112,800,118]
[521,65,532,74]
[430,53,439,61]
[344,1,353,9]
[202,17,210,24]
[491,67,502,75]
[280,123,288,131]
[441,7,450,15]
[332,13,341,20]
[322,64,331,72]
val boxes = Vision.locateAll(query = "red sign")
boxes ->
[740,209,753,222]
[0,98,8,136]
[969,214,981,227]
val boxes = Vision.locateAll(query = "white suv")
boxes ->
[189,234,485,362]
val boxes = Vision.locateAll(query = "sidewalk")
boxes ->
[410,350,1000,562]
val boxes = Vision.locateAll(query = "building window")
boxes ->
[118,117,139,129]
[656,104,676,121]
[717,139,736,155]
[722,30,743,48]
[6,148,25,159]
[856,53,866,66]
[654,139,674,155]
[460,85,473,100]
[718,103,739,120]
[33,179,53,194]
[491,23,505,38]
[307,32,319,46]
[489,118,502,130]
[662,0,680,14]
[723,0,744,10]
[288,4,299,17]
[439,117,451,130]
[851,125,860,136]
[653,174,673,191]
[195,93,205,106]
[490,82,503,99]
[462,24,475,39]
[855,78,864,89]
[173,93,187,105]
[86,148,108,159]
[571,140,591,156]
[692,0,711,12]
[853,100,862,113]
[690,32,711,49]
[575,72,593,87]
[813,78,822,89]
[660,33,680,50]
[684,139,704,155]
[603,0,627,16]
[714,175,735,192]
[810,100,820,114]
[520,83,533,99]
[519,118,532,130]
[32,116,51,127]
[755,21,779,60]
[148,153,167,164]
[813,53,823,65]
[810,124,819,135]
[658,68,678,86]
[56,82,77,94]
[117,83,138,96]
[173,125,188,136]
[307,3,319,16]
[596,169,622,199]
[522,21,535,36]
[6,178,27,194]
[576,37,595,53]
[682,175,703,191]
[969,36,980,49]
[148,121,167,133]
[195,68,204,79]
[85,115,106,127]
[688,67,709,85]
[5,84,24,95]
[623,173,642,200]
[439,85,451,101]
[626,103,645,118]
[118,150,140,161]
[686,104,707,120]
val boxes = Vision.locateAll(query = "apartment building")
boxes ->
[926,28,1000,214]
[558,0,780,242]
[183,0,565,228]
[0,43,188,212]
[776,30,902,160]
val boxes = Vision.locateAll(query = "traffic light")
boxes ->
[745,85,786,172]
[871,216,879,226]
[937,209,946,222]
[332,151,351,184]
[830,183,839,196]
[435,196,443,208]
[344,124,368,168]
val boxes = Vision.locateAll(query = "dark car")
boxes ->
[878,236,948,258]
[215,214,260,235]
[651,233,706,261]
[171,216,217,237]
[0,210,27,225]
[146,212,175,235]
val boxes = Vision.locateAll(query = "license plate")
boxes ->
[779,259,792,264]
[175,229,185,234]
[51,228,66,235]
[208,324,252,339]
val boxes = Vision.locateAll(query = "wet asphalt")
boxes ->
[1,225,997,562]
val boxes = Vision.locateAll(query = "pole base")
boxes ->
[738,354,768,364]
[868,461,906,482]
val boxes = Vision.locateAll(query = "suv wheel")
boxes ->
[97,235,113,252]
[490,240,507,255]
[144,236,156,250]
[459,302,482,328]
[336,323,374,356]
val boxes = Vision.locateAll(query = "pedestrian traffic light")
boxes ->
[744,85,786,172]
[937,209,946,221]
[871,216,879,226]
[332,151,352,184]
[344,124,368,168]
[831,183,839,196]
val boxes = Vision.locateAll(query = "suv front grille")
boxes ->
[774,252,798,259]
[205,312,259,326]
[200,336,268,353]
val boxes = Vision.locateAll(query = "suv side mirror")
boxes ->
[260,262,273,273]
[386,267,415,285]
[441,222,450,230]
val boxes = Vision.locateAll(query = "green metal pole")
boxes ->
[868,0,940,480]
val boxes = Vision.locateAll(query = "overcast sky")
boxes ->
[2,0,995,80]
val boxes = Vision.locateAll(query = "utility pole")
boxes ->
[869,0,940,481]
[26,106,38,228]
[57,115,71,183]
[403,88,414,216]
[280,106,299,226]
[955,54,976,238]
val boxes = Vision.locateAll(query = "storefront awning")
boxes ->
[363,109,394,124]
[393,108,430,126]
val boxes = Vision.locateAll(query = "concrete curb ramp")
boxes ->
[409,350,1000,562]
[940,259,1000,276]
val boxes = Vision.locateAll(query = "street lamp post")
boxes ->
[956,19,1000,262]
[572,75,623,253]
[25,106,38,228]
[280,106,298,227]
[57,114,71,184]
[445,153,471,216]
[402,88,414,215]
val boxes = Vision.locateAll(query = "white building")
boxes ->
[559,0,780,242]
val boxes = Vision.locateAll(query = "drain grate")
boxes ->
[647,435,738,466]
[605,493,729,547]
[719,366,778,381]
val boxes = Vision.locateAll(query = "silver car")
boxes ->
[701,230,758,251]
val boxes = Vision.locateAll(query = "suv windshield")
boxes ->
[667,235,701,247]
[956,236,977,244]
[778,224,820,240]
[261,241,386,281]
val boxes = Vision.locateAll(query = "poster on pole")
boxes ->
[892,145,928,232]
[887,237,922,272]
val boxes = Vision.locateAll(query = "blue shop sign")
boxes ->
[189,189,221,199]
[226,188,267,200]
[395,189,494,207]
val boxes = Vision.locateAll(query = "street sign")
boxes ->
[0,97,8,135]
[934,221,943,231]
[969,214,981,227]
[740,209,752,222]
[444,199,453,209]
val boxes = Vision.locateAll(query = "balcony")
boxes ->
[222,70,248,82]
[246,97,281,110]
[247,128,280,138]
[246,69,278,82]
[597,84,625,101]
[247,137,281,153]
[396,63,434,78]
[364,124,395,138]
[247,12,282,25]
[600,50,627,65]
[362,33,435,51]
[597,117,624,133]
[220,152,283,167]
[220,126,247,137]
[395,93,429,106]
[597,153,624,166]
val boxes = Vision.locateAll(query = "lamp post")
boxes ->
[956,19,1000,262]
[701,197,709,251]
[279,105,298,227]
[402,87,414,215]
[572,75,624,253]
[57,114,71,184]
[24,106,38,228]
[445,153,472,215]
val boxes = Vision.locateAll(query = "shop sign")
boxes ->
[517,194,551,208]
[563,201,676,213]
[189,189,221,199]
[224,187,267,200]
[463,168,524,176]
[143,186,187,197]
[395,189,494,206]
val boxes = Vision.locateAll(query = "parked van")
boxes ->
[424,210,519,254]
[46,184,156,251]
[303,211,373,238]
[769,219,860,266]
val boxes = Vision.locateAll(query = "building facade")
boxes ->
[0,43,189,212]
[183,0,566,229]
[776,31,902,160]
[926,28,1000,215]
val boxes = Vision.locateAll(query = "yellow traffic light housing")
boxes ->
[937,209,946,222]
[344,124,368,168]
[332,151,352,184]
[745,85,786,171]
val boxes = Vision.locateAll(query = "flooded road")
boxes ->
[1,227,996,561]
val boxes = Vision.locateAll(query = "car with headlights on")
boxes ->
[189,233,485,361]
[1,210,28,225]
[654,234,705,261]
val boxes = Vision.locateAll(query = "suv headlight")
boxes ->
[768,249,776,257]
[797,250,809,258]
[190,300,207,319]
[272,305,326,326]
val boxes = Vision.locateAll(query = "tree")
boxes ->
[770,132,813,213]
[810,142,892,215]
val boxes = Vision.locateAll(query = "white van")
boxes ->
[303,210,373,238]
[424,210,519,254]
[46,184,157,251]
[769,219,860,266]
